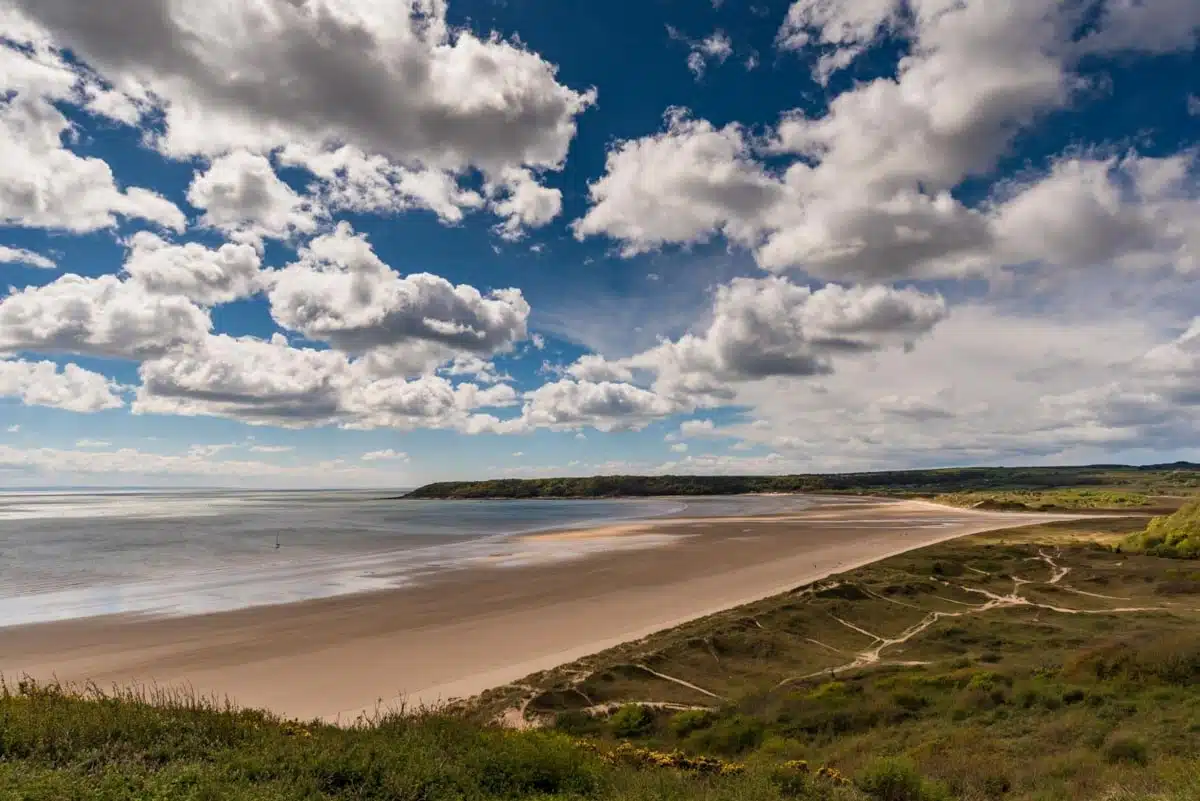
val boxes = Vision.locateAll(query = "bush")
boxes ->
[553,710,602,736]
[477,731,601,796]
[686,714,765,756]
[1065,636,1200,687]
[856,757,946,801]
[1061,688,1086,705]
[1104,734,1149,766]
[891,691,929,713]
[609,704,654,738]
[668,708,715,737]
[1123,500,1200,559]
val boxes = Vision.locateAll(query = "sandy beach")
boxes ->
[0,497,1083,722]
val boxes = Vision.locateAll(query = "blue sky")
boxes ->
[0,0,1199,488]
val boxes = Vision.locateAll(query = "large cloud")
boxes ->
[0,358,124,412]
[989,154,1200,273]
[0,96,185,234]
[0,32,182,231]
[267,222,530,357]
[0,274,210,359]
[628,279,947,396]
[714,299,1200,469]
[572,109,781,256]
[520,379,683,432]
[553,278,948,427]
[8,0,595,172]
[2,0,594,237]
[122,232,265,306]
[135,334,348,426]
[575,1,1200,283]
[186,151,321,246]
[134,332,518,430]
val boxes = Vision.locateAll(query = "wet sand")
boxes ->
[0,497,1080,722]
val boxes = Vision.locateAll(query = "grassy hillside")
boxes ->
[1123,500,1200,558]
[404,464,1200,500]
[458,517,1200,801]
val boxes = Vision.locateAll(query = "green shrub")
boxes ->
[891,691,928,713]
[1104,734,1149,766]
[554,710,602,736]
[686,714,765,756]
[668,708,715,737]
[856,757,946,801]
[1061,688,1086,705]
[609,704,654,738]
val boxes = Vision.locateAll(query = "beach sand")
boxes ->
[0,497,1082,722]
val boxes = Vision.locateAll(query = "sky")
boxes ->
[0,1,1198,489]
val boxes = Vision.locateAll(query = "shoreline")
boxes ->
[0,498,1104,723]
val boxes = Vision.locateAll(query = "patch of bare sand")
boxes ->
[0,499,1092,723]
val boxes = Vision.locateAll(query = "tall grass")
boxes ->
[0,678,861,800]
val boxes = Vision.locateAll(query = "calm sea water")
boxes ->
[0,490,813,626]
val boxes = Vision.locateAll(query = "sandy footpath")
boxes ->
[0,497,1084,722]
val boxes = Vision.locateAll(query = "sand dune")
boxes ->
[0,497,1084,722]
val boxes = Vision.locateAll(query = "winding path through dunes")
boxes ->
[773,548,1169,690]
[0,497,1098,722]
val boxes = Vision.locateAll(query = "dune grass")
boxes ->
[460,517,1200,801]
[0,677,884,801]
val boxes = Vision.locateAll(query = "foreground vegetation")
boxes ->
[404,463,1200,500]
[0,679,895,801]
[6,517,1199,800]
[460,517,1200,801]
[1123,500,1200,558]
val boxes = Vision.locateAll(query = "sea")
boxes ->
[0,489,815,627]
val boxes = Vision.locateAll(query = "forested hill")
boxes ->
[404,463,1200,499]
